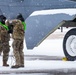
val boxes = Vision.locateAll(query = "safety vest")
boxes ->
[22,22,26,30]
[0,22,9,31]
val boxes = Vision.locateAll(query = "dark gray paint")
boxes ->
[25,14,75,49]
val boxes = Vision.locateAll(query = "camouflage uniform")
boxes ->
[0,22,10,66]
[11,19,24,67]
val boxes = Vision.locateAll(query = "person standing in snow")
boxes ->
[0,15,10,66]
[9,14,26,68]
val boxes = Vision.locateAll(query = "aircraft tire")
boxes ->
[63,28,76,61]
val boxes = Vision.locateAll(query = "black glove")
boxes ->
[8,25,13,34]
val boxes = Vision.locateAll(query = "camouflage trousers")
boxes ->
[12,39,24,66]
[0,41,10,62]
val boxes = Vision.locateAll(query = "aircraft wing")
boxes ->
[0,0,76,20]
[25,9,76,49]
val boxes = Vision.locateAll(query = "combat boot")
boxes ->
[19,65,24,67]
[3,61,9,66]
[11,65,20,68]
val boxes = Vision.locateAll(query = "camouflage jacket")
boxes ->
[0,24,9,42]
[11,19,24,40]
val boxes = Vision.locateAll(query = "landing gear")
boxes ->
[63,28,76,61]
